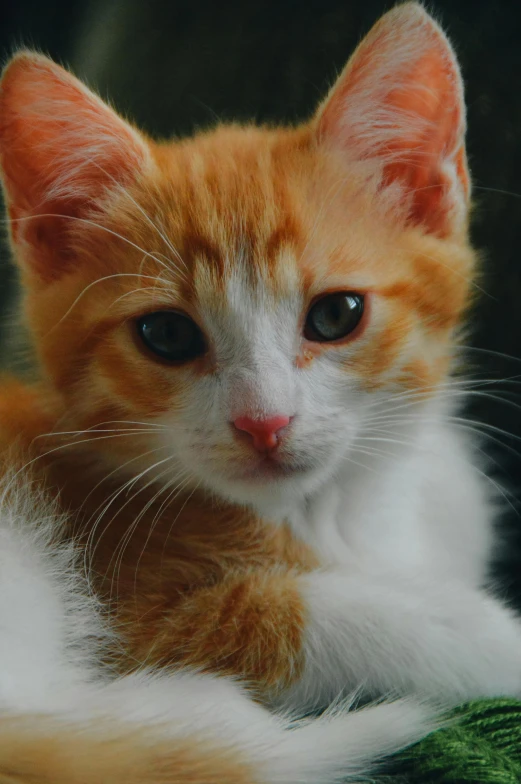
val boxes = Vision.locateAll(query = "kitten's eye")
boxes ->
[304,292,364,342]
[137,311,206,362]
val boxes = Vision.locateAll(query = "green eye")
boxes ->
[304,293,365,342]
[137,311,206,362]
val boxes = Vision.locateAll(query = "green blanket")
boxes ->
[383,699,521,783]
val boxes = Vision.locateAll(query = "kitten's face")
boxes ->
[0,4,475,511]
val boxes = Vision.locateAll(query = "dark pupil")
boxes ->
[138,312,205,361]
[305,293,364,342]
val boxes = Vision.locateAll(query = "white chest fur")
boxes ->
[289,416,494,587]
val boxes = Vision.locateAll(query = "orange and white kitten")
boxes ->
[1,3,521,770]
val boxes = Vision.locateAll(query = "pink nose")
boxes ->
[233,415,291,452]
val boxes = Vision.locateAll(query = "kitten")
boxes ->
[1,0,521,731]
[0,464,435,782]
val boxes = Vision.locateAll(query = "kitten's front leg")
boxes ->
[120,570,308,697]
[279,570,521,712]
[123,565,521,714]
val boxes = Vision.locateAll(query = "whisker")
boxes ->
[417,249,493,300]
[350,443,408,461]
[458,345,521,366]
[85,454,175,567]
[363,412,521,447]
[7,212,175,273]
[85,157,189,274]
[1,429,167,500]
[160,480,202,571]
[473,185,521,201]
[78,445,173,573]
[108,462,185,600]
[35,427,166,439]
[73,420,169,430]
[43,272,173,337]
[109,466,195,606]
[363,386,521,422]
[131,472,193,596]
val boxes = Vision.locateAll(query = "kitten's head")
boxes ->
[0,4,475,511]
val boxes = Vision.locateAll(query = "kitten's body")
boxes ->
[1,3,521,779]
[0,464,437,783]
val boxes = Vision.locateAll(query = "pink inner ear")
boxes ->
[380,51,468,233]
[0,53,148,279]
[315,4,469,237]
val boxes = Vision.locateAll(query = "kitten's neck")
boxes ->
[257,403,485,574]
[255,440,417,567]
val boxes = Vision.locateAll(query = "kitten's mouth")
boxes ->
[233,453,307,482]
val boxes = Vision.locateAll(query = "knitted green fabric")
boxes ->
[381,699,521,784]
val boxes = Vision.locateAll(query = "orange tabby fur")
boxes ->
[0,717,253,784]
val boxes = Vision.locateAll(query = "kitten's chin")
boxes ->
[202,456,335,514]
[235,456,305,482]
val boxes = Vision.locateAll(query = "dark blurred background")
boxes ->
[1,0,521,599]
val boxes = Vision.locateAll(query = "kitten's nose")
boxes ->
[233,415,291,452]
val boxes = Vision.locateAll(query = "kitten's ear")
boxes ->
[0,52,151,281]
[314,3,469,237]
